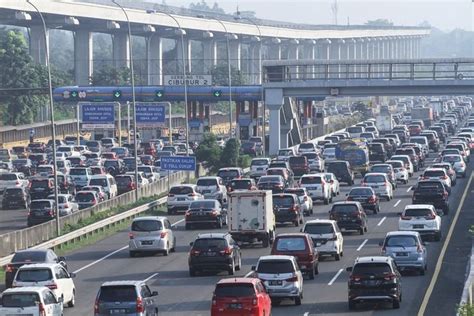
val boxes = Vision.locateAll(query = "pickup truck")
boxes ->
[0,287,63,316]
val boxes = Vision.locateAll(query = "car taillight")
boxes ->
[5,264,13,273]
[417,245,423,253]
[136,297,144,313]
[210,210,218,217]
[368,196,376,203]
[46,283,58,289]
[383,273,396,281]
[361,182,366,186]
[128,232,134,239]
[219,247,232,255]
[460,162,466,167]
[160,231,167,238]
[212,294,217,306]
[303,196,308,201]
[352,211,361,218]
[286,275,298,282]
[443,191,449,199]
[329,234,337,241]
[91,199,97,205]
[290,205,299,212]
[441,175,448,180]
[401,215,412,220]
[425,213,436,220]
[48,210,54,216]
[187,193,196,197]
[350,275,362,282]
[39,302,46,316]
[190,249,200,256]
[381,247,386,255]
[383,181,389,187]
[252,296,258,306]
[346,196,353,201]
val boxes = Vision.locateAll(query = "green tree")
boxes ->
[211,64,246,85]
[195,133,223,172]
[189,0,225,14]
[365,19,394,27]
[91,65,132,85]
[221,138,240,167]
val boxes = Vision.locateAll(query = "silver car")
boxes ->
[47,194,78,216]
[380,231,427,275]
[441,154,467,178]
[253,255,304,305]
[167,184,202,214]
[128,216,176,257]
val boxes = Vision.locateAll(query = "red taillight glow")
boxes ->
[160,231,167,238]
[46,283,58,290]
[128,232,134,239]
[286,275,298,282]
[401,215,412,220]
[425,214,436,220]
[350,275,362,282]
[190,249,201,256]
[219,247,232,255]
[136,297,144,313]
[383,273,396,281]
[39,302,46,316]
[212,294,217,306]
[5,264,13,273]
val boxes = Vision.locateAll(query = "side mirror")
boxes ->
[397,212,402,216]
[69,272,76,278]
[299,228,303,232]
[58,296,64,303]
[410,186,415,191]
[189,242,194,247]
[152,291,159,296]
[436,210,444,216]
[346,267,353,272]
[251,265,256,271]
[345,193,348,196]
[378,241,384,246]
[58,256,66,262]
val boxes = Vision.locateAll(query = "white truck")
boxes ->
[228,190,276,248]
[375,114,394,135]
[0,287,63,316]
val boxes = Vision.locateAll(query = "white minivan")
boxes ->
[88,174,117,199]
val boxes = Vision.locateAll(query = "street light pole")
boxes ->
[112,0,139,201]
[26,0,60,236]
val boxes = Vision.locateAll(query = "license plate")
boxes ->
[257,168,264,171]
[205,252,216,256]
[269,280,282,285]
[141,241,153,245]
[413,224,424,229]
[316,242,322,246]
[228,303,242,309]
[396,252,408,256]
[177,198,185,201]
[110,309,126,314]
[202,190,211,194]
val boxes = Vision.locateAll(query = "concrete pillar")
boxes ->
[319,39,331,60]
[303,40,316,79]
[287,39,300,79]
[265,89,283,155]
[267,38,282,60]
[357,39,366,78]
[30,25,49,65]
[203,39,217,74]
[147,35,163,85]
[229,40,241,71]
[176,37,191,73]
[74,30,93,85]
[113,32,130,68]
[249,40,262,84]
[417,37,422,58]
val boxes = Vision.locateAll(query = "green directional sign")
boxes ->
[70,91,79,99]
[112,90,122,100]
[212,89,222,98]
[155,90,164,99]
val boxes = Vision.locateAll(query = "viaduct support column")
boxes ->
[113,32,130,68]
[287,39,300,78]
[249,40,262,84]
[229,39,241,71]
[303,40,316,79]
[147,35,163,85]
[176,37,191,73]
[266,89,283,155]
[267,38,282,60]
[30,25,49,65]
[74,30,93,85]
[203,39,217,74]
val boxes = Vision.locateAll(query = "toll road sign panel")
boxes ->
[136,103,166,127]
[81,102,115,129]
[160,156,196,171]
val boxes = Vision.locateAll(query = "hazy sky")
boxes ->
[164,0,473,31]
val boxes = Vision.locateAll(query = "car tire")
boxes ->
[294,220,299,227]
[129,251,137,258]
[359,228,364,235]
[324,198,329,205]
[420,267,425,276]
[217,218,223,229]
[308,268,315,280]
[392,298,400,309]
[163,244,169,256]
[185,223,191,230]
[236,255,242,271]
[463,172,467,178]
[262,236,270,248]
[435,231,442,241]
[314,263,319,275]
[348,300,356,310]
[189,268,196,277]
[335,253,340,261]
[67,290,75,308]
[295,294,302,306]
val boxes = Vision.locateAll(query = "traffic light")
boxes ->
[155,90,164,99]
[212,89,222,98]
[112,90,122,100]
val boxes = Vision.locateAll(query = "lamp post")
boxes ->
[234,13,265,151]
[26,0,60,236]
[147,9,189,156]
[197,15,233,139]
[112,0,139,201]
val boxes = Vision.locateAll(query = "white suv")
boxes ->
[196,176,227,204]
[167,184,202,214]
[13,263,76,307]
[299,174,332,205]
[398,204,442,241]
[302,219,343,260]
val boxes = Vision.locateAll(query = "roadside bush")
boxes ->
[195,133,223,172]
[458,303,474,316]
[238,155,252,168]
[221,138,241,167]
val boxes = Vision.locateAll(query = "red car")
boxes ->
[211,277,272,316]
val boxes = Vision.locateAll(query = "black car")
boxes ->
[257,175,286,193]
[217,168,244,187]
[11,159,33,176]
[115,174,136,195]
[241,141,258,157]
[184,199,226,229]
[346,187,380,214]
[27,199,56,227]
[412,180,450,214]
[326,161,354,185]
[28,153,48,168]
[347,256,402,310]
[4,249,67,288]
[188,233,241,276]
[103,159,126,176]
[2,187,30,210]
[272,193,303,226]
[227,178,256,192]
[29,177,54,200]
[329,202,368,235]
[368,143,388,163]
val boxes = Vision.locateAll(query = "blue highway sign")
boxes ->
[160,156,196,171]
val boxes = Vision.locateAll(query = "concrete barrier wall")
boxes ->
[0,170,190,257]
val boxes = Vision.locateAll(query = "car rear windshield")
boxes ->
[331,204,358,213]
[347,127,363,133]
[217,170,239,178]
[4,188,23,196]
[99,286,137,302]
[70,168,86,176]
[116,176,133,184]
[197,179,218,186]
[411,138,427,145]
[364,175,386,183]
[131,220,162,232]
[273,196,295,207]
[230,180,252,189]
[386,236,417,247]
[75,192,95,202]
[258,176,281,183]
[349,188,373,196]
[300,176,322,184]
[391,156,409,164]
[326,162,346,171]
[30,201,52,209]
[251,159,268,166]
[304,223,334,235]
[190,201,215,209]
[193,238,226,250]
[284,189,304,196]
[169,186,193,195]
[242,142,255,149]
[371,166,390,173]
[278,150,293,156]
[417,182,444,190]
[396,149,414,155]
[104,161,119,168]
[442,155,461,163]
[12,251,46,263]
[16,269,52,282]
[86,141,100,147]
[275,237,306,251]
[302,153,317,159]
[289,157,306,165]
[0,173,17,181]
[299,143,314,149]
[404,209,432,217]
[1,293,41,307]
[424,170,445,177]
[89,178,108,187]
[214,283,255,298]
[257,260,294,274]
[352,263,391,276]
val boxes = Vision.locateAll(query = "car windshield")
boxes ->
[299,143,314,149]
[273,196,294,207]
[372,166,390,173]
[411,138,427,145]
[386,236,417,247]
[332,204,358,213]
[347,127,363,133]
[300,176,322,184]
[364,175,386,183]
[4,188,23,196]
[387,161,403,168]
[214,284,255,298]
[116,176,133,184]
[275,237,306,251]
[30,201,52,209]
[302,153,317,159]
[289,157,306,164]
[404,209,432,217]
[12,251,47,263]
[89,178,108,187]
[242,142,255,149]
[417,182,444,190]
[304,223,334,235]
[0,173,17,181]
[16,269,52,282]
[349,188,373,196]
[442,156,461,163]
[131,220,162,232]
[352,263,391,276]
[230,180,252,189]
[70,168,86,175]
[257,260,294,274]
[392,156,409,164]
[193,238,226,250]
[217,170,239,178]
[258,176,281,184]
[99,286,136,302]
[424,170,445,177]
[189,201,215,209]
[251,159,269,166]
[197,179,218,186]
[1,293,41,307]
[169,186,193,195]
[75,192,95,202]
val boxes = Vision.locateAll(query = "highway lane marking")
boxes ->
[377,216,387,226]
[304,312,309,316]
[393,200,401,208]
[73,218,185,274]
[406,186,413,192]
[417,172,473,316]
[328,268,343,285]
[72,245,128,274]
[356,239,368,251]
[244,271,254,277]
[143,272,159,283]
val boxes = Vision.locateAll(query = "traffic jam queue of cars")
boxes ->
[0,96,473,315]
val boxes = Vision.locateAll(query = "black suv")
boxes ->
[272,193,304,226]
[368,143,387,163]
[188,233,242,277]
[346,256,402,310]
[412,180,450,214]
[29,177,54,200]
[2,187,30,210]
[27,199,56,226]
[329,202,368,235]
[346,187,380,214]
[326,161,354,185]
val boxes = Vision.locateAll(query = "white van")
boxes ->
[88,174,117,199]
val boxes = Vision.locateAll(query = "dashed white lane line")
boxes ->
[304,312,310,316]
[328,268,343,285]
[356,239,368,251]
[143,272,159,283]
[393,199,401,208]
[407,186,413,192]
[73,218,184,274]
[377,216,387,226]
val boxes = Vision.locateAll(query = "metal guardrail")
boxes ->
[263,58,474,83]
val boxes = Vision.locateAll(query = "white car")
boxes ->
[299,174,332,204]
[361,173,393,200]
[302,152,324,172]
[386,160,409,184]
[441,154,467,178]
[47,194,78,216]
[323,147,336,161]
[398,204,442,241]
[390,155,415,177]
[12,263,76,307]
[302,219,344,260]
[277,147,297,161]
[125,171,149,188]
[0,172,29,193]
[410,136,429,154]
[250,157,271,179]
[196,176,227,204]
[36,165,55,177]
[137,165,160,183]
[0,287,63,315]
[298,142,317,154]
[88,174,118,199]
[420,168,451,190]
[55,159,71,175]
[284,187,313,215]
[128,216,176,256]
[323,172,340,197]
[167,184,202,214]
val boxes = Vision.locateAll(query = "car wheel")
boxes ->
[294,219,299,227]
[262,236,270,248]
[335,253,340,261]
[163,244,169,256]
[189,268,196,277]
[324,198,329,205]
[420,267,425,275]
[314,263,319,275]
[392,298,401,309]
[217,218,223,229]
[236,255,242,271]
[359,228,364,235]
[295,294,302,306]
[67,290,75,308]
[308,267,315,280]
[348,300,356,310]
[185,223,191,230]
[129,251,137,258]
[434,231,442,241]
